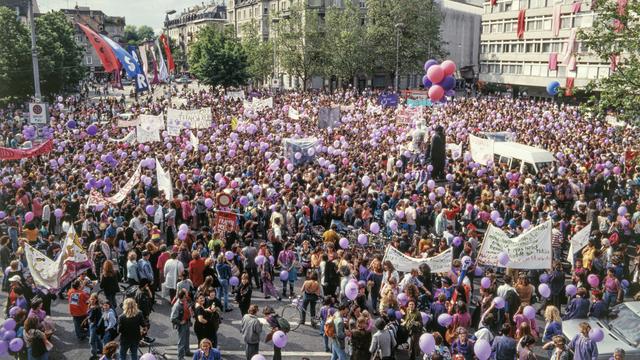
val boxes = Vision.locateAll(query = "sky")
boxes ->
[39,0,214,32]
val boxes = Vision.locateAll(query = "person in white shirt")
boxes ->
[163,252,184,301]
[404,202,417,238]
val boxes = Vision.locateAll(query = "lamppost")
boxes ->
[271,18,280,89]
[27,0,41,100]
[394,23,404,93]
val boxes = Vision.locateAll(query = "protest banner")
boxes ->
[189,131,200,151]
[225,90,245,101]
[446,143,462,160]
[406,98,432,107]
[109,130,136,144]
[166,108,211,132]
[477,220,553,269]
[481,131,516,142]
[155,158,173,201]
[136,123,160,143]
[0,139,53,161]
[383,247,452,273]
[87,165,141,206]
[24,244,60,290]
[139,114,165,131]
[396,106,423,125]
[567,223,591,265]
[288,107,300,120]
[282,137,319,165]
[318,107,340,129]
[117,118,140,127]
[379,93,399,108]
[165,108,183,136]
[469,134,494,165]
[213,211,238,235]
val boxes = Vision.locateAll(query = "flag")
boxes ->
[100,34,149,92]
[156,39,169,82]
[77,23,120,73]
[139,43,149,77]
[159,34,175,72]
[231,117,238,130]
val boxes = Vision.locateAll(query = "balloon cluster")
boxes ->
[0,318,24,356]
[422,59,457,102]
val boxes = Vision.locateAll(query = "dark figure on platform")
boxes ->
[429,125,446,180]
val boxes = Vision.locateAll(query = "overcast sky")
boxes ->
[39,0,213,32]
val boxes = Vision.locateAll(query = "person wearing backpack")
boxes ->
[327,303,349,360]
[100,300,118,344]
[24,316,50,360]
[369,318,396,360]
[264,306,291,360]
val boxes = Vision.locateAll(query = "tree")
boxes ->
[188,26,248,87]
[35,11,86,96]
[322,3,368,86]
[579,0,640,123]
[241,20,274,84]
[123,25,155,45]
[273,4,324,89]
[365,0,445,77]
[136,25,155,42]
[0,7,32,101]
[167,36,186,72]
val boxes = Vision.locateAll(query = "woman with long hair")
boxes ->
[126,251,139,285]
[100,260,119,309]
[88,293,103,359]
[300,270,321,326]
[24,316,50,360]
[259,246,280,300]
[118,298,145,360]
[568,322,599,360]
[542,306,563,343]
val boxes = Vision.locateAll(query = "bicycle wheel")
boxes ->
[280,305,302,331]
[151,350,168,360]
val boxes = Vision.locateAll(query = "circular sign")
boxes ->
[32,104,43,114]
[217,193,232,207]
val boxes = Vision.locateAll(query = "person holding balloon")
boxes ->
[568,322,599,360]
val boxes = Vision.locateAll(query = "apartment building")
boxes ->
[479,0,610,96]
[164,3,227,59]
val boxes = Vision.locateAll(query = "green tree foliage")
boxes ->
[35,11,86,95]
[0,7,32,100]
[579,0,640,123]
[241,20,274,84]
[322,2,368,85]
[364,0,445,76]
[188,26,248,87]
[273,4,324,89]
[124,25,156,45]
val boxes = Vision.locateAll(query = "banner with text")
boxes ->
[567,223,592,265]
[379,94,399,108]
[477,220,553,269]
[383,247,453,273]
[0,139,53,161]
[109,130,136,144]
[136,123,160,143]
[469,134,494,165]
[87,165,141,206]
[139,114,165,131]
[213,211,238,235]
[225,90,245,101]
[117,118,141,127]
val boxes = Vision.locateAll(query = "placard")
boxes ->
[567,223,591,265]
[477,221,552,269]
[213,211,237,235]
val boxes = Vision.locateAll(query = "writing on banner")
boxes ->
[406,98,432,107]
[225,90,245,101]
[117,118,141,128]
[469,134,494,165]
[288,107,300,120]
[0,139,53,161]
[109,130,136,144]
[567,223,591,265]
[446,143,462,160]
[165,108,183,136]
[155,159,173,201]
[166,108,212,132]
[87,165,141,206]
[477,220,553,269]
[379,94,399,108]
[213,211,238,235]
[24,244,60,290]
[136,123,160,143]
[138,114,165,131]
[383,247,452,273]
[396,106,423,125]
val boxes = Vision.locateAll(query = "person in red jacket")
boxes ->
[68,279,90,340]
[189,251,206,288]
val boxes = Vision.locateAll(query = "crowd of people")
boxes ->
[0,79,639,360]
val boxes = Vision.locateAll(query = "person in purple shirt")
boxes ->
[563,287,590,320]
[568,322,598,360]
[491,323,517,360]
[589,290,608,319]
[429,293,448,335]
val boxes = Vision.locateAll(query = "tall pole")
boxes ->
[28,0,41,101]
[394,23,404,93]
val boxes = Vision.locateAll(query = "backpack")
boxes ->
[29,330,47,357]
[324,316,337,338]
[277,317,291,333]
[394,324,410,346]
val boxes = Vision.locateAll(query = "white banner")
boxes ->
[567,223,591,265]
[189,131,199,152]
[383,247,452,273]
[225,90,245,101]
[117,118,141,128]
[155,158,173,201]
[446,143,462,160]
[165,108,183,136]
[108,130,136,144]
[477,220,553,269]
[139,114,165,131]
[87,165,141,206]
[288,107,300,120]
[24,244,60,289]
[244,97,273,112]
[166,108,211,133]
[136,123,160,143]
[469,134,494,165]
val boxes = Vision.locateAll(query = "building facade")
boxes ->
[479,0,609,96]
[61,7,126,75]
[0,0,40,21]
[164,3,227,61]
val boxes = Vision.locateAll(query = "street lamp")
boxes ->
[271,18,280,88]
[394,23,404,93]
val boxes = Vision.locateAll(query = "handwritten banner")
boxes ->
[166,108,212,132]
[139,114,165,131]
[477,220,553,269]
[469,134,494,165]
[383,247,452,273]
[136,123,160,143]
[213,211,238,235]
[87,165,141,206]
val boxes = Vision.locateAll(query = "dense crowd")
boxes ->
[0,80,639,360]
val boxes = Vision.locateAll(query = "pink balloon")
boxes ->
[24,212,34,223]
[427,65,445,83]
[587,274,600,287]
[441,60,457,76]
[428,85,445,102]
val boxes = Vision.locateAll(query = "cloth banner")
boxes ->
[481,131,516,142]
[189,131,199,152]
[288,107,300,120]
[225,90,245,101]
[136,124,160,143]
[567,223,591,265]
[159,34,175,72]
[155,158,173,201]
[383,247,452,273]
[117,119,141,128]
[469,134,494,165]
[101,34,148,92]
[166,108,212,133]
[76,23,119,73]
[213,211,237,235]
[108,130,136,144]
[379,94,399,108]
[155,39,169,82]
[407,99,432,107]
[282,138,319,165]
[138,114,165,131]
[24,244,60,290]
[165,108,183,136]
[318,107,340,129]
[0,139,53,161]
[477,220,553,269]
[87,165,141,206]
[396,106,423,125]
[244,97,273,112]
[446,143,462,160]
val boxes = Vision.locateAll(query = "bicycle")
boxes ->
[280,295,322,332]
[138,337,168,360]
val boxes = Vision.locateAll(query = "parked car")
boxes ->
[562,301,640,360]
[175,76,191,84]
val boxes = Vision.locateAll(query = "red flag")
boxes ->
[159,34,175,72]
[0,139,53,161]
[565,77,575,96]
[77,23,120,73]
[517,10,526,39]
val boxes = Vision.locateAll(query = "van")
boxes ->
[493,142,555,174]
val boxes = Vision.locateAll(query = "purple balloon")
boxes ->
[498,252,509,266]
[204,198,214,209]
[589,328,604,342]
[539,274,549,283]
[424,59,438,73]
[2,330,15,341]
[474,339,492,360]
[420,312,430,325]
[339,238,349,249]
[419,333,435,353]
[452,236,462,247]
[422,74,433,88]
[395,310,403,320]
[493,296,505,309]
[86,124,98,136]
[480,277,491,289]
[438,313,452,327]
[8,338,22,352]
[225,251,234,260]
[523,305,536,320]
[145,205,155,216]
[229,276,239,287]
[370,222,380,234]
[357,234,368,245]
[539,283,551,298]
[0,340,7,356]
[279,270,289,281]
[3,319,16,331]
[441,76,456,91]
[398,293,409,306]
[345,282,359,300]
[272,330,288,348]
[588,274,600,287]
[474,266,484,277]
[565,284,577,297]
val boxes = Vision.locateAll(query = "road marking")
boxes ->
[157,346,331,357]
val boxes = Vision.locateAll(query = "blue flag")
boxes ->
[379,93,399,108]
[101,35,148,92]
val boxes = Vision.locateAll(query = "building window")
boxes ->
[522,64,531,75]
[598,66,610,79]
[558,66,566,78]
[560,16,572,29]
[85,56,93,65]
